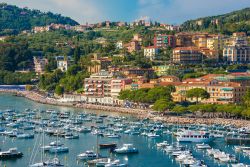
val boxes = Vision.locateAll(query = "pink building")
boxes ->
[111,78,133,97]
[154,34,176,48]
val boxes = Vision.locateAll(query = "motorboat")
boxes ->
[196,143,211,149]
[29,158,64,167]
[49,146,69,153]
[156,141,169,148]
[105,160,127,167]
[177,130,214,143]
[107,134,120,138]
[114,144,138,154]
[64,133,79,139]
[0,148,23,159]
[77,150,98,161]
[147,133,160,138]
[17,133,34,139]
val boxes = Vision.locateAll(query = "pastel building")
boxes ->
[207,35,224,51]
[154,34,176,48]
[144,46,159,60]
[172,75,247,104]
[223,46,250,63]
[84,70,112,97]
[33,57,48,74]
[172,47,203,64]
[56,56,71,72]
[111,78,133,97]
[122,68,155,78]
[88,54,112,74]
[152,65,171,76]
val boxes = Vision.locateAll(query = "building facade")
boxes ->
[154,34,176,48]
[223,46,250,63]
[88,54,112,74]
[84,71,112,98]
[172,75,247,104]
[172,47,203,64]
[110,78,133,97]
[144,46,159,60]
[33,57,48,74]
[123,68,155,78]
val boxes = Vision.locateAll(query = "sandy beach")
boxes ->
[1,89,250,128]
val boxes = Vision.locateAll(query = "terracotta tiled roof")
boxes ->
[159,82,182,86]
[173,47,200,51]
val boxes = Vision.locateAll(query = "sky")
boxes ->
[1,0,250,24]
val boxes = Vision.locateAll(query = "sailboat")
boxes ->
[29,126,64,167]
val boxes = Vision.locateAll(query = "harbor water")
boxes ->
[0,93,249,167]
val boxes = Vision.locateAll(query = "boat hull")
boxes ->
[177,137,214,143]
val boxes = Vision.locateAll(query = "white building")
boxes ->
[144,46,159,60]
[116,41,123,49]
[57,60,70,72]
[223,46,250,63]
[56,56,71,72]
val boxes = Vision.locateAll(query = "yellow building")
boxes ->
[172,76,247,104]
[207,36,224,51]
[88,54,112,74]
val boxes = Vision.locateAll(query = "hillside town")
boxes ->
[31,30,250,107]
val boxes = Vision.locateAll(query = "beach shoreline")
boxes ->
[0,89,249,128]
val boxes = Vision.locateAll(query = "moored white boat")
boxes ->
[177,130,214,143]
[114,144,138,154]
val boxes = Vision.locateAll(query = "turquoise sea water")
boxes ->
[0,93,249,167]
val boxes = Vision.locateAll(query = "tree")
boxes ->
[186,88,210,103]
[172,105,186,114]
[118,90,132,100]
[146,86,174,103]
[243,88,250,108]
[55,85,64,96]
[152,99,175,112]
[73,46,81,64]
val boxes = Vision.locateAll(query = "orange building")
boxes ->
[172,75,247,104]
[172,47,203,64]
[88,54,112,74]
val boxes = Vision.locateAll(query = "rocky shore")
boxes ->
[1,89,249,128]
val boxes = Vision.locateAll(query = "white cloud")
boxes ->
[50,0,105,23]
[0,0,106,23]
[137,0,250,24]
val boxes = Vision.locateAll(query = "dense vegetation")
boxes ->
[181,8,250,35]
[0,3,78,35]
[0,42,33,71]
[38,59,90,94]
[119,86,175,104]
[0,71,35,85]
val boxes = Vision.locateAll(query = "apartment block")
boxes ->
[154,34,176,48]
[84,71,112,97]
[223,46,250,63]
[111,78,133,97]
[144,46,159,60]
[172,75,247,104]
[172,47,203,64]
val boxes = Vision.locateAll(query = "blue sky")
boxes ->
[1,0,250,24]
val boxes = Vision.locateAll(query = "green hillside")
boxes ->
[181,8,250,35]
[0,3,79,35]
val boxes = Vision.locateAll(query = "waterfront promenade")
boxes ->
[0,89,250,128]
